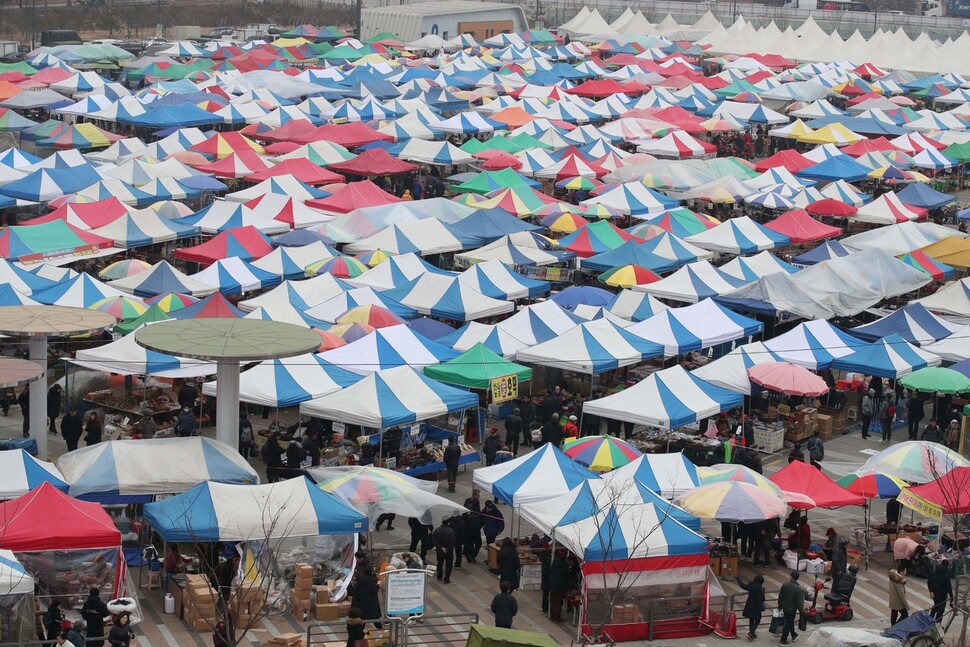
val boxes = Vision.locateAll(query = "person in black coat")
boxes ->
[351,567,382,628]
[61,407,83,452]
[17,386,28,437]
[47,384,61,434]
[490,581,518,629]
[504,409,522,455]
[482,500,504,547]
[517,397,535,446]
[482,428,502,466]
[462,490,483,563]
[788,443,804,464]
[81,588,109,647]
[42,600,63,645]
[928,560,953,622]
[443,441,462,492]
[497,537,520,591]
[737,575,766,640]
[451,514,466,569]
[107,614,133,647]
[261,434,285,482]
[408,517,432,561]
[548,553,569,623]
[541,387,562,421]
[433,519,456,584]
[84,412,102,446]
[541,414,561,447]
[285,440,305,478]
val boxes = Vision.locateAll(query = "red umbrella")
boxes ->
[806,198,858,217]
[479,152,522,170]
[748,362,829,396]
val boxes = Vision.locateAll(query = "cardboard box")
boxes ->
[719,556,738,578]
[709,557,721,573]
[268,633,303,647]
[314,602,341,621]
[487,543,500,570]
[817,414,832,433]
[290,592,310,613]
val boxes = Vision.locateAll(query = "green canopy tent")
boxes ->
[423,343,531,390]
[113,303,172,336]
[465,624,557,647]
[454,169,540,195]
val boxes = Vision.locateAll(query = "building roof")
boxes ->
[366,0,517,17]
[361,1,527,40]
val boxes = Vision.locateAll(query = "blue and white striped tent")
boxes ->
[319,324,459,374]
[300,365,478,429]
[72,330,216,378]
[581,240,682,274]
[177,201,289,235]
[109,260,217,298]
[473,444,599,507]
[0,284,38,307]
[305,287,417,323]
[383,273,513,322]
[251,242,338,281]
[518,480,707,560]
[685,216,790,254]
[628,298,763,356]
[516,319,664,374]
[393,139,474,166]
[89,210,200,249]
[239,274,351,312]
[691,342,783,394]
[343,220,483,256]
[242,304,331,329]
[0,259,56,295]
[764,320,868,370]
[831,334,942,379]
[438,322,531,360]
[143,477,365,542]
[851,303,964,346]
[0,165,102,202]
[348,253,456,291]
[188,258,282,296]
[495,300,584,345]
[583,365,745,429]
[457,259,550,300]
[791,240,851,266]
[0,549,32,594]
[637,261,750,304]
[428,111,503,134]
[0,449,68,499]
[581,181,679,215]
[75,179,156,207]
[202,354,360,408]
[33,273,126,307]
[603,452,700,500]
[719,251,800,282]
[604,289,669,322]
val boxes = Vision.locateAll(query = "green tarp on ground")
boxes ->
[423,343,531,389]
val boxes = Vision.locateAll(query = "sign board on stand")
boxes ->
[384,570,427,617]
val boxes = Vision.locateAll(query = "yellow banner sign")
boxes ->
[490,374,518,403]
[897,488,943,520]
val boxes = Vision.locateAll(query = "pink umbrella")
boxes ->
[747,361,829,396]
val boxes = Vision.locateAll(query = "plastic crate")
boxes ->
[754,427,785,453]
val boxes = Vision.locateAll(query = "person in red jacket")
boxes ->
[562,416,579,440]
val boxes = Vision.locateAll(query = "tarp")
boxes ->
[0,450,68,500]
[203,354,361,408]
[764,209,841,243]
[424,343,532,389]
[318,324,458,374]
[719,252,800,282]
[143,476,365,542]
[473,444,599,507]
[383,273,513,321]
[691,342,783,394]
[831,334,942,379]
[627,298,763,356]
[768,460,865,509]
[299,365,478,428]
[173,225,275,265]
[515,319,663,374]
[601,452,700,499]
[0,482,121,550]
[108,260,217,298]
[841,221,960,256]
[685,215,789,254]
[457,259,550,300]
[582,365,744,429]
[55,438,258,500]
[851,303,963,345]
[636,260,750,304]
[0,220,115,263]
[517,480,708,561]
[495,300,584,345]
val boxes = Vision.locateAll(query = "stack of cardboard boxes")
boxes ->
[785,406,818,442]
[228,581,266,629]
[266,633,303,647]
[290,563,312,619]
[183,574,218,632]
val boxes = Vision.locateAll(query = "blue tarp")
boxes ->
[850,303,962,345]
[797,155,873,182]
[791,240,851,265]
[582,240,683,273]
[896,183,956,210]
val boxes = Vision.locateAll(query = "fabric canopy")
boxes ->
[424,343,532,389]
[691,342,783,394]
[318,324,458,374]
[851,304,963,346]
[383,273,514,321]
[72,330,216,378]
[473,444,599,507]
[600,452,700,499]
[299,365,478,428]
[0,549,32,594]
[636,261,750,304]
[831,334,942,379]
[583,365,744,429]
[0,450,68,500]
[0,482,121,550]
[143,476,366,542]
[764,320,868,370]
[768,460,865,509]
[515,319,663,374]
[202,354,361,408]
[55,437,259,500]
[765,209,841,244]
[627,298,763,356]
[685,215,790,254]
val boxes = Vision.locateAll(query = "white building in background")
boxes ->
[361,1,528,42]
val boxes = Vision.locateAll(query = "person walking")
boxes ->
[541,414,562,447]
[47,384,61,434]
[408,518,432,561]
[737,575,766,641]
[433,519,456,584]
[889,566,909,625]
[81,588,109,647]
[907,392,924,440]
[921,418,943,444]
[462,490,483,563]
[351,568,382,628]
[43,601,64,645]
[497,537,520,591]
[344,608,366,647]
[880,397,893,443]
[238,412,254,459]
[84,411,102,446]
[107,613,134,647]
[61,407,83,452]
[482,427,502,467]
[482,500,504,547]
[517,396,535,447]
[861,389,874,439]
[261,433,284,482]
[503,409,522,456]
[777,571,805,645]
[443,440,461,492]
[928,560,953,622]
[18,385,28,438]
[490,581,518,629]
[548,553,568,623]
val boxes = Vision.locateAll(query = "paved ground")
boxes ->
[10,404,959,647]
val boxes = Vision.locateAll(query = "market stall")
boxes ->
[0,550,34,645]
[0,449,69,500]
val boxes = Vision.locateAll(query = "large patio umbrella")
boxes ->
[675,481,788,523]
[748,361,829,396]
[900,367,970,394]
[858,441,970,484]
[561,435,642,472]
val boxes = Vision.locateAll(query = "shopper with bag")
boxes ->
[777,571,805,645]
[345,608,366,647]
[737,575,766,641]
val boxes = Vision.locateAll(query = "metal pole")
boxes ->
[215,359,239,450]
[28,335,47,459]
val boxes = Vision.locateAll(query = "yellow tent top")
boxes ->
[920,237,970,268]
[271,37,309,48]
[797,123,864,146]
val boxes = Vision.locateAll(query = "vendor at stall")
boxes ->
[893,536,926,571]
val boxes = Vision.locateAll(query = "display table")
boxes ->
[401,451,480,477]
